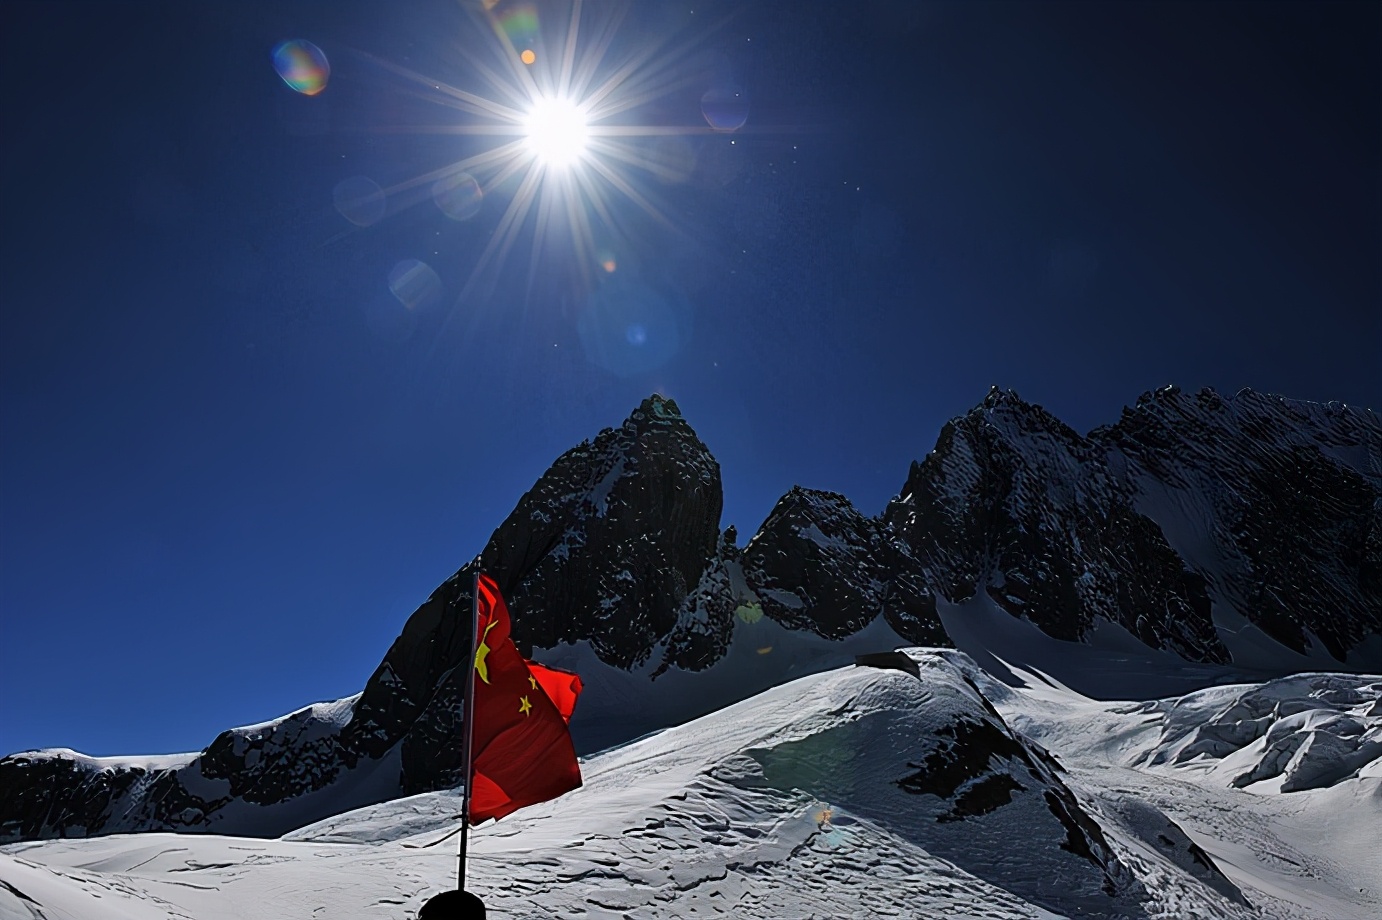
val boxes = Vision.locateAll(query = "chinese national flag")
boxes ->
[467,574,583,823]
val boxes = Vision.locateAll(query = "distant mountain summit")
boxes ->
[3,387,1379,843]
[890,385,1381,665]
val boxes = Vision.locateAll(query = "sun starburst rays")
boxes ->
[347,0,727,316]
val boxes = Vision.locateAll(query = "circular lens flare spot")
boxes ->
[701,84,749,132]
[524,96,588,168]
[272,40,330,96]
[333,176,386,227]
[388,259,442,309]
[432,171,483,220]
[520,49,536,65]
[736,603,763,624]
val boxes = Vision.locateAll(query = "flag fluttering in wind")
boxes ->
[466,573,583,823]
[425,573,583,915]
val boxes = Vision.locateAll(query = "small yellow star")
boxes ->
[518,695,532,717]
[528,674,538,689]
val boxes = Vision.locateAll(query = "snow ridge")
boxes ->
[11,653,1365,919]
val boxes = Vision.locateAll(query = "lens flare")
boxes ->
[271,40,330,96]
[333,176,386,227]
[498,4,540,48]
[432,171,483,220]
[736,603,764,624]
[577,277,684,376]
[520,49,536,65]
[388,259,443,308]
[700,84,749,132]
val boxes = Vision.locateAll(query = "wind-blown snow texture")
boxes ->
[3,653,1378,918]
[2,387,1379,850]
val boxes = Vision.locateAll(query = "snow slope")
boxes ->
[5,651,1377,919]
[974,658,1382,920]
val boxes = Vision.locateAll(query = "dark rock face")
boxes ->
[0,755,153,843]
[896,717,1030,817]
[335,394,733,796]
[891,697,1138,902]
[885,388,1227,663]
[652,531,741,676]
[741,487,946,646]
[894,709,1121,883]
[1101,386,1382,660]
[3,386,1378,844]
[481,394,723,666]
[886,385,1382,665]
[0,700,346,842]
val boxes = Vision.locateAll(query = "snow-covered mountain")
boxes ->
[2,388,1378,847]
[3,651,1378,919]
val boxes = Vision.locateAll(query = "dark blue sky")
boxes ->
[2,0,1378,758]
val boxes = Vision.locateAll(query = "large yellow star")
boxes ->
[518,695,532,717]
[474,618,498,684]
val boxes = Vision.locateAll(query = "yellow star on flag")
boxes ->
[528,675,538,689]
[474,618,498,684]
[518,695,532,717]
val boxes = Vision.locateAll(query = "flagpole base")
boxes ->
[418,888,487,918]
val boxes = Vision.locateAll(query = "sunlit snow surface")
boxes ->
[4,650,1379,919]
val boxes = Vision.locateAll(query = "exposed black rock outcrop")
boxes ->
[1100,386,1382,659]
[884,387,1226,663]
[741,487,946,645]
[481,394,723,664]
[362,393,730,792]
[885,385,1381,665]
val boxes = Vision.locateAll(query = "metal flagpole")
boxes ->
[456,571,480,892]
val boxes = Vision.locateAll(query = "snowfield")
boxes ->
[4,650,1378,919]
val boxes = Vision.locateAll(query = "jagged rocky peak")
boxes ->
[1101,385,1382,660]
[982,383,1022,408]
[741,486,947,646]
[884,386,1226,663]
[362,393,726,790]
[1105,384,1382,474]
[881,384,1381,665]
[479,391,723,662]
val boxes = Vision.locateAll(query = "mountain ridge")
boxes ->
[2,385,1378,843]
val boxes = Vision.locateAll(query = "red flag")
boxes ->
[467,574,583,823]
[525,661,582,724]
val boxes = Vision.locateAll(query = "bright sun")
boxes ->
[523,95,588,168]
[363,2,755,303]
